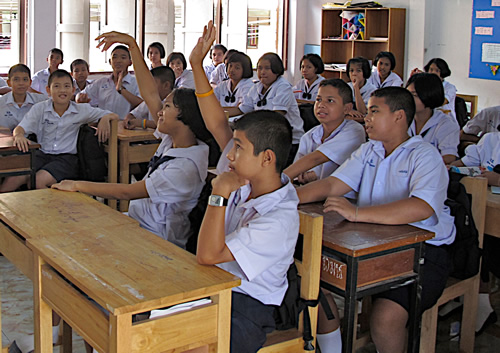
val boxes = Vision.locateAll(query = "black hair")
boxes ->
[171,88,220,166]
[111,45,131,59]
[48,48,64,61]
[147,42,166,59]
[151,66,175,88]
[258,53,284,76]
[226,52,253,79]
[233,110,292,173]
[70,59,89,72]
[373,51,396,70]
[406,73,445,109]
[301,53,324,74]
[8,64,31,78]
[424,58,451,78]
[347,56,371,79]
[223,49,239,64]
[48,69,73,87]
[166,52,187,70]
[371,87,416,127]
[211,44,227,56]
[319,79,353,104]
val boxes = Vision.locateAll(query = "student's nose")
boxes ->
[226,146,235,161]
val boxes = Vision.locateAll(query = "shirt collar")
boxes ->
[44,99,79,115]
[369,135,422,159]
[311,120,348,145]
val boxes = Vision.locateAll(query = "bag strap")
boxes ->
[298,290,335,350]
[147,155,176,175]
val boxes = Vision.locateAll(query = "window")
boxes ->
[0,0,24,74]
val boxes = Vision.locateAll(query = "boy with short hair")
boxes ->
[0,69,118,192]
[297,87,455,353]
[77,45,142,119]
[0,64,47,131]
[70,58,92,97]
[30,48,64,96]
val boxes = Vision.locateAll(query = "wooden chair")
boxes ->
[258,210,323,353]
[420,176,488,353]
[457,94,479,120]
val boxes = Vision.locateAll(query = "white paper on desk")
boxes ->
[149,298,212,318]
[491,186,500,194]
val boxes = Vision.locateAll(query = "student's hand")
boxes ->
[95,31,137,52]
[323,196,357,221]
[346,110,364,119]
[211,171,249,198]
[352,78,361,91]
[410,68,422,76]
[51,180,78,192]
[189,20,216,67]
[478,171,500,186]
[123,114,140,129]
[13,134,30,152]
[297,171,317,184]
[96,113,117,142]
[76,93,91,104]
[115,71,124,92]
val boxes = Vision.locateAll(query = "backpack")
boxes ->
[298,103,320,132]
[76,125,107,182]
[444,171,481,280]
[455,96,468,129]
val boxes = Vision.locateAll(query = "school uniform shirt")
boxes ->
[130,101,153,121]
[348,80,377,107]
[210,63,228,86]
[174,69,195,89]
[294,119,366,180]
[292,75,325,101]
[438,80,457,120]
[408,110,460,157]
[332,136,456,246]
[462,105,500,136]
[216,172,299,305]
[80,73,140,119]
[204,62,216,80]
[367,71,403,88]
[73,79,93,97]
[31,68,50,96]
[239,76,304,144]
[0,92,47,130]
[214,78,254,107]
[128,131,208,248]
[0,77,7,88]
[462,132,500,171]
[18,100,113,155]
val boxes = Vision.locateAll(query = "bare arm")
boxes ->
[12,126,30,152]
[353,82,367,115]
[450,159,465,167]
[284,150,330,180]
[0,87,11,95]
[442,154,456,165]
[52,179,148,200]
[226,106,244,117]
[296,176,353,204]
[460,130,480,143]
[96,113,119,142]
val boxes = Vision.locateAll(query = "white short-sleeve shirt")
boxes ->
[175,69,195,89]
[214,78,254,107]
[239,76,304,144]
[31,68,51,97]
[408,110,460,157]
[130,101,153,121]
[292,75,325,101]
[332,136,456,246]
[73,79,93,97]
[462,106,500,136]
[0,77,8,88]
[368,71,403,89]
[0,92,47,131]
[129,131,208,248]
[461,132,500,171]
[210,63,228,86]
[18,100,113,154]
[216,173,299,305]
[80,73,140,119]
[348,80,377,108]
[204,62,216,80]
[438,80,457,120]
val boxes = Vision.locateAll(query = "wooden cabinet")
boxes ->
[321,7,406,80]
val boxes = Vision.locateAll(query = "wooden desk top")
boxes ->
[0,189,137,239]
[299,203,434,257]
[0,132,40,151]
[116,121,160,142]
[487,189,500,210]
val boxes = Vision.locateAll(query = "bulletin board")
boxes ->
[469,0,500,80]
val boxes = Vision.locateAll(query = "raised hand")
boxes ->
[96,31,137,52]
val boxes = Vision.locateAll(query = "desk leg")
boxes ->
[342,256,358,353]
[33,256,53,353]
[30,149,36,189]
[108,120,118,210]
[109,314,132,353]
[407,243,423,353]
[214,289,232,353]
[118,141,130,212]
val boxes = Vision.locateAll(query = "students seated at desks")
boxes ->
[406,73,459,164]
[189,22,299,352]
[292,53,325,103]
[167,52,195,89]
[147,41,166,69]
[346,56,376,121]
[0,64,47,131]
[368,51,403,88]
[0,76,11,95]
[214,51,254,108]
[70,59,92,98]
[461,105,500,143]
[210,49,238,87]
[204,43,226,80]
[225,52,304,165]
[76,45,143,119]
[0,69,118,192]
[297,87,455,353]
[123,66,175,130]
[30,48,64,96]
[284,79,365,184]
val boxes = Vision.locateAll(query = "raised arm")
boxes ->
[189,21,233,151]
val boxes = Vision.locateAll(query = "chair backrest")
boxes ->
[457,94,479,121]
[460,176,488,247]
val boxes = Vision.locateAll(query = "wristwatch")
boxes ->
[208,194,228,207]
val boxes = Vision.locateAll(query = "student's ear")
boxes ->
[46,85,51,96]
[343,102,353,114]
[395,109,406,123]
[261,149,276,168]
[7,79,11,87]
[108,58,112,65]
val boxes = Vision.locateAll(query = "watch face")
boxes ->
[209,195,223,206]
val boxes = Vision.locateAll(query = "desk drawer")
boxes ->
[0,225,33,279]
[0,154,31,172]
[321,249,415,290]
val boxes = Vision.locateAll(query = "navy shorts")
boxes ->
[374,244,450,314]
[230,292,275,353]
[35,150,79,182]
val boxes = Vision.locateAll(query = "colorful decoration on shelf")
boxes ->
[341,11,365,40]
[486,64,499,76]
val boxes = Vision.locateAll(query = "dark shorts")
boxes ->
[35,150,79,182]
[481,234,500,281]
[230,292,275,353]
[374,244,450,314]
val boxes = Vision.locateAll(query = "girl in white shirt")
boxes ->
[292,53,325,102]
[368,51,403,88]
[167,52,195,89]
[214,51,254,108]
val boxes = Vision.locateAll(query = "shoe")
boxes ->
[476,311,497,336]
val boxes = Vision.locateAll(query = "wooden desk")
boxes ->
[299,203,434,353]
[485,189,500,238]
[0,131,40,189]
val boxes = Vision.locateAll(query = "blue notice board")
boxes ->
[469,0,500,80]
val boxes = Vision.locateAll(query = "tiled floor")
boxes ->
[2,254,500,353]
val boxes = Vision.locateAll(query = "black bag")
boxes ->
[298,103,320,132]
[455,96,468,129]
[444,171,482,280]
[77,125,107,182]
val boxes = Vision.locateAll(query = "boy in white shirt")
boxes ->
[70,59,92,98]
[30,48,63,96]
[461,105,500,144]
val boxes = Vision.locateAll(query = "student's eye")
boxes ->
[327,99,334,103]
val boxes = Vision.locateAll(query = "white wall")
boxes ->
[29,0,57,72]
